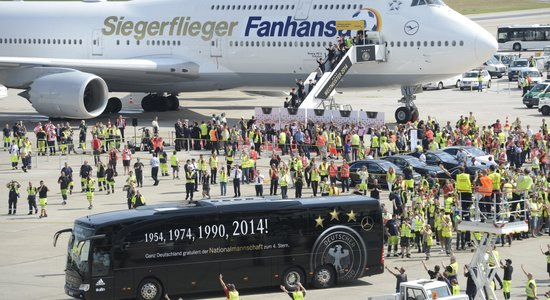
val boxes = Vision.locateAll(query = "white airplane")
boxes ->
[0,0,496,123]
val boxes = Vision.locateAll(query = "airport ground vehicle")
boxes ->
[497,24,550,51]
[523,82,550,108]
[367,279,468,300]
[517,67,545,88]
[53,196,384,300]
[381,155,449,178]
[538,95,550,115]
[422,75,461,90]
[481,56,506,78]
[339,159,421,188]
[459,69,491,90]
[493,53,519,67]
[508,58,530,81]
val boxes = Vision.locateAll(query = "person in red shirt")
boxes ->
[328,160,338,185]
[91,135,101,166]
[340,159,350,193]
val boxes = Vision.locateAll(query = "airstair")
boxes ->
[298,33,387,110]
[457,192,529,300]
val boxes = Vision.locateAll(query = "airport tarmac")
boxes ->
[1,8,550,300]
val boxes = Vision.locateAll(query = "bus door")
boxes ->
[89,238,114,299]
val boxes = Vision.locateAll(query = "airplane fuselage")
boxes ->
[0,0,496,93]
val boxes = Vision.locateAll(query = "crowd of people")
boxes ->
[4,109,550,299]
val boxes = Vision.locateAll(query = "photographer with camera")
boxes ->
[6,180,20,215]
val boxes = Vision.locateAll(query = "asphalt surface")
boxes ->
[1,8,550,300]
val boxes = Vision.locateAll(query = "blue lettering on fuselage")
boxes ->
[245,16,347,38]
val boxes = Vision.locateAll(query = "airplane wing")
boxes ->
[0,56,200,79]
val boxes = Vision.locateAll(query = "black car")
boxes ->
[409,150,487,176]
[340,159,421,188]
[382,155,450,179]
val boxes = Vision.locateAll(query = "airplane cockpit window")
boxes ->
[426,0,445,5]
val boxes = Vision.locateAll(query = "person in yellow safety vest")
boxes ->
[380,138,390,157]
[197,154,207,185]
[371,133,379,158]
[131,189,146,208]
[280,281,306,299]
[421,224,433,260]
[310,165,320,197]
[319,177,329,197]
[328,182,340,196]
[225,146,234,171]
[386,167,397,193]
[279,130,287,155]
[219,166,228,196]
[199,121,208,148]
[530,197,542,237]
[444,194,455,217]
[521,265,537,300]
[26,181,38,215]
[488,165,502,217]
[441,215,453,256]
[319,158,328,182]
[85,175,95,210]
[351,132,360,161]
[400,218,412,258]
[170,151,180,179]
[219,274,240,300]
[455,167,472,221]
[443,255,459,284]
[209,153,218,184]
[451,279,461,295]
[358,166,369,196]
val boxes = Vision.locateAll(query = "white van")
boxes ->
[481,56,507,78]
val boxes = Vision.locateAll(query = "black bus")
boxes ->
[54,195,384,300]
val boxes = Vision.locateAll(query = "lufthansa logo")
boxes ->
[310,226,367,281]
[404,20,419,35]
[361,217,374,231]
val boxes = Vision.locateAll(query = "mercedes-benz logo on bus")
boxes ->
[361,51,371,61]
[310,225,367,281]
[361,217,374,231]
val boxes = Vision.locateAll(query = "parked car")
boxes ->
[507,58,529,81]
[338,159,421,188]
[517,67,544,89]
[481,56,506,78]
[441,146,497,166]
[408,150,487,176]
[381,155,450,178]
[422,75,461,90]
[523,82,550,108]
[459,69,491,90]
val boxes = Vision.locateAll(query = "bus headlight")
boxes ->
[79,284,90,291]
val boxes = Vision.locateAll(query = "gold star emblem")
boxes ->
[346,210,357,222]
[330,209,340,221]
[315,215,325,228]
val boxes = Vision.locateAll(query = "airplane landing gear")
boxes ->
[141,93,180,112]
[395,86,420,124]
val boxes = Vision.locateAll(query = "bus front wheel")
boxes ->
[282,267,305,290]
[312,265,336,289]
[138,278,163,300]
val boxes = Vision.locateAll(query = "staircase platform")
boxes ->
[457,220,528,235]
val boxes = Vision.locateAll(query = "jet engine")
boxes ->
[22,71,108,119]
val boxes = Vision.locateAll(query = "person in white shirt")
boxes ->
[150,153,160,186]
[255,170,265,197]
[151,116,159,135]
[231,165,242,197]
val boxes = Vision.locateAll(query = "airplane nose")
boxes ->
[474,29,498,62]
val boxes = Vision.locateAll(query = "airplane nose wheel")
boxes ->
[395,107,411,124]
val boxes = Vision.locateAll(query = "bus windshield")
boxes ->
[511,60,528,68]
[67,225,94,276]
